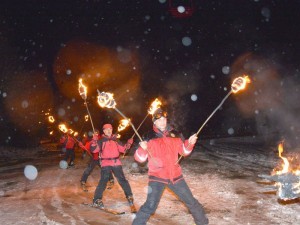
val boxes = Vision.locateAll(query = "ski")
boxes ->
[82,203,126,215]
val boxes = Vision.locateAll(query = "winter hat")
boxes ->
[152,108,167,122]
[103,124,113,130]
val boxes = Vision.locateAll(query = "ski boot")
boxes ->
[68,161,75,168]
[93,199,104,209]
[127,196,137,213]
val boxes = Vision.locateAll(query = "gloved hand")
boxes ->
[126,138,134,149]
[92,133,99,141]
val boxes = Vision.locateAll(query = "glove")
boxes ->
[92,133,99,141]
[126,138,133,149]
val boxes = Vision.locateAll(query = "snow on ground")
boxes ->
[0,137,299,225]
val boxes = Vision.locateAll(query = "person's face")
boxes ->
[103,128,113,137]
[154,117,167,131]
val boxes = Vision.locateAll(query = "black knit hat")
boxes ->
[152,108,167,122]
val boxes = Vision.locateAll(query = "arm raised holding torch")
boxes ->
[175,75,251,164]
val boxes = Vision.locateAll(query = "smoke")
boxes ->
[231,53,300,147]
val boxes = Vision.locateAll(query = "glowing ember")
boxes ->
[148,98,162,115]
[118,119,130,132]
[78,78,87,100]
[231,75,251,93]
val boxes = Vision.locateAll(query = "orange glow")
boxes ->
[85,115,89,121]
[49,131,53,135]
[231,75,251,93]
[118,119,130,132]
[148,98,162,115]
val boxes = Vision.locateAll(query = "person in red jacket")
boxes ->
[60,130,77,167]
[79,130,114,191]
[132,108,208,225]
[91,124,136,212]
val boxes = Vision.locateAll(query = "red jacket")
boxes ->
[90,134,127,167]
[134,125,195,184]
[60,134,76,150]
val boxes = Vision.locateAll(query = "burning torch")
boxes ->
[176,75,251,164]
[122,98,162,158]
[58,123,92,157]
[78,78,95,133]
[97,90,158,163]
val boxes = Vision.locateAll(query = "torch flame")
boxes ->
[148,98,162,115]
[231,75,251,93]
[118,119,130,132]
[48,116,55,123]
[78,78,87,100]
[97,91,116,108]
[58,124,68,133]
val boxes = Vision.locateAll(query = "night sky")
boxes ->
[1,0,300,147]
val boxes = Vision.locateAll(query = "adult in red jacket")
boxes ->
[79,130,114,190]
[60,130,77,167]
[91,124,136,212]
[132,108,208,225]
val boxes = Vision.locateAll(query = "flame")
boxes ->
[148,98,162,115]
[49,131,53,135]
[118,119,130,132]
[116,134,121,139]
[73,131,78,136]
[97,91,116,108]
[276,142,290,174]
[85,115,89,121]
[231,75,251,93]
[58,123,68,133]
[48,116,55,123]
[78,78,87,100]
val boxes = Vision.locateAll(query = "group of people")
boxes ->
[60,108,209,225]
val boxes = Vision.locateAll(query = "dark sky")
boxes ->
[1,0,300,147]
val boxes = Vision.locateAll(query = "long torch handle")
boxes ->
[114,107,143,141]
[122,114,149,158]
[114,107,156,161]
[84,100,95,133]
[70,136,92,157]
[176,90,233,164]
[196,90,232,136]
[130,113,149,139]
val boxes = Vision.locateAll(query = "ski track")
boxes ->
[0,139,299,225]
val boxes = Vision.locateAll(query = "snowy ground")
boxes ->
[0,137,299,225]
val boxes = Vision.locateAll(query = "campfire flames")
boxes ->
[118,119,130,132]
[259,142,300,201]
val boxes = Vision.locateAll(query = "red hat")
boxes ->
[103,124,113,130]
